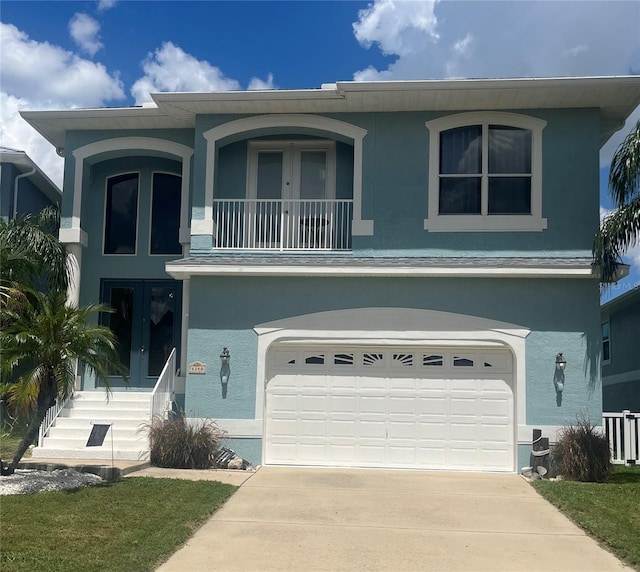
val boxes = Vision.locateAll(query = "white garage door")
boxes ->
[265,346,514,472]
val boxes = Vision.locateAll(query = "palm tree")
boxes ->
[0,205,70,311]
[593,120,640,283]
[0,289,127,475]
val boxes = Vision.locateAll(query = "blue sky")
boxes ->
[1,0,639,297]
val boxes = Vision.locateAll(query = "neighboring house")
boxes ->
[21,76,640,472]
[602,286,640,412]
[0,147,61,220]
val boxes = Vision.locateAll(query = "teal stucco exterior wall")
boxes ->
[184,274,602,466]
[189,108,600,258]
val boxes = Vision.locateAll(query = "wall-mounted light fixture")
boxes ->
[554,352,566,404]
[220,347,230,398]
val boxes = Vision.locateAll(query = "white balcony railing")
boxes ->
[213,199,353,250]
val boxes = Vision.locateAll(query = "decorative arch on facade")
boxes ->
[198,114,372,237]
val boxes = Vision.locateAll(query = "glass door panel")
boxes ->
[105,286,135,374]
[145,285,177,378]
[298,150,327,199]
[254,151,284,246]
[296,150,330,248]
[101,280,181,389]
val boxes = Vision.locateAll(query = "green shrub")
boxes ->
[145,413,225,469]
[554,415,611,482]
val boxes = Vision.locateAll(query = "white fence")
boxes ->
[213,199,353,250]
[603,410,640,466]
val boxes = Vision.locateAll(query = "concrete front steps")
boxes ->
[32,391,152,461]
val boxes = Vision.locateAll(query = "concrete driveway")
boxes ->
[157,467,628,572]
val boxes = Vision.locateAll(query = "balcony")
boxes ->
[213,199,353,251]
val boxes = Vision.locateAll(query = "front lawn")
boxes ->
[0,431,32,461]
[533,465,640,570]
[1,477,237,572]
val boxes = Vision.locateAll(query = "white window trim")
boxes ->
[246,140,336,200]
[424,111,547,232]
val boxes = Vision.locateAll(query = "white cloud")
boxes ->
[0,23,124,107]
[564,45,588,58]
[131,42,241,104]
[353,0,439,57]
[0,93,65,187]
[97,0,116,12]
[0,23,125,188]
[248,73,276,91]
[352,1,640,81]
[69,13,103,56]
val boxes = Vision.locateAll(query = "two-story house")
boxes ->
[1,146,61,220]
[22,77,640,472]
[601,286,640,412]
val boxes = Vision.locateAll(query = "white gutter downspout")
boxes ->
[13,167,36,219]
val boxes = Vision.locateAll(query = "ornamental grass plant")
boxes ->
[554,414,611,482]
[144,412,225,469]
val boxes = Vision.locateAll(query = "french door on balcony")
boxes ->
[247,140,336,248]
[101,280,182,388]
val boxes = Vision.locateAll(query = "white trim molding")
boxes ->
[424,112,547,232]
[187,418,262,438]
[517,425,564,444]
[59,227,88,247]
[71,137,193,236]
[201,114,372,242]
[166,261,595,280]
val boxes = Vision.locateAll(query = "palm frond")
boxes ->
[593,196,640,283]
[609,120,640,207]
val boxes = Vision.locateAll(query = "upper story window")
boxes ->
[104,173,139,254]
[150,172,182,255]
[424,112,547,232]
[602,321,611,364]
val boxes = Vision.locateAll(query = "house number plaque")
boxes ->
[189,362,207,374]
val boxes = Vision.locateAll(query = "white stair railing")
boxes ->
[150,347,177,420]
[603,410,640,465]
[38,393,73,447]
[213,199,353,250]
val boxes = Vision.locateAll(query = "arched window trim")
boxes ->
[424,111,547,232]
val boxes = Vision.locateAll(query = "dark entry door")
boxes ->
[101,280,182,388]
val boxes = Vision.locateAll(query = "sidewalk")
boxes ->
[18,457,256,485]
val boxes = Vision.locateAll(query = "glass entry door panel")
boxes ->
[102,280,181,388]
[146,285,177,379]
[254,151,284,246]
[249,142,334,249]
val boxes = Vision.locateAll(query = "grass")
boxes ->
[0,477,237,572]
[533,465,640,570]
[0,431,32,461]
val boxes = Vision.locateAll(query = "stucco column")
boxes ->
[65,242,83,308]
[60,235,86,392]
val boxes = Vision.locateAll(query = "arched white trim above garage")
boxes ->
[67,137,193,239]
[199,114,372,237]
[253,307,529,471]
